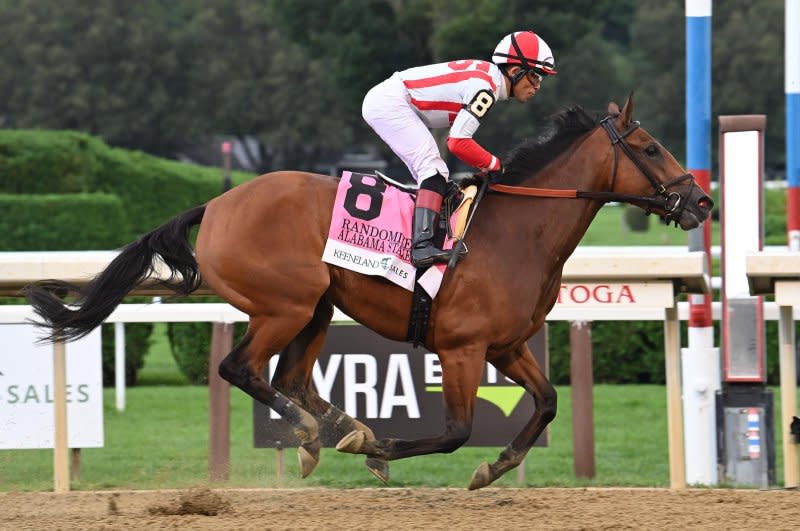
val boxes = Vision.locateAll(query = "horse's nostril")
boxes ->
[697,198,712,210]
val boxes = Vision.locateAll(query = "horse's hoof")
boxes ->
[297,446,319,478]
[365,457,389,484]
[353,420,377,442]
[335,430,366,453]
[468,462,492,490]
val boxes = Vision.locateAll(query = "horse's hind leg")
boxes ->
[272,299,390,482]
[469,341,557,489]
[218,315,322,478]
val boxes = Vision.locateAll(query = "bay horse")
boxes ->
[25,95,712,489]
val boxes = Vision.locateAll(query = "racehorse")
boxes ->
[24,95,713,489]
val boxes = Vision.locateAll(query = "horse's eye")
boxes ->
[645,144,659,157]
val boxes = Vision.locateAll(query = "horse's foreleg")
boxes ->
[469,341,557,489]
[217,316,321,478]
[337,347,485,463]
[271,300,389,482]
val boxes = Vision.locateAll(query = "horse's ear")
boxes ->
[607,102,620,114]
[620,92,635,125]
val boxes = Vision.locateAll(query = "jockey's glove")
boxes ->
[485,165,504,184]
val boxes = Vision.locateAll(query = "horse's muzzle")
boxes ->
[676,186,714,230]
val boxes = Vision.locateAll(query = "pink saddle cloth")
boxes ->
[322,171,453,298]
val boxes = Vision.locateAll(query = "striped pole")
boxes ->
[686,1,712,332]
[783,0,800,489]
[682,0,719,486]
[787,0,800,251]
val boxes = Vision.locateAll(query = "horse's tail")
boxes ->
[24,205,207,342]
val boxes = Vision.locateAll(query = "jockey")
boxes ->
[362,30,557,268]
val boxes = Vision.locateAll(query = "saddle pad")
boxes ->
[322,171,450,298]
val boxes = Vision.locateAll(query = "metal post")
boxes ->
[665,306,687,489]
[53,339,69,493]
[114,322,126,412]
[276,448,285,483]
[570,320,595,478]
[209,322,233,481]
[222,141,233,192]
[71,448,81,483]
[787,0,800,251]
[516,457,526,485]
[782,0,800,490]
[778,305,799,487]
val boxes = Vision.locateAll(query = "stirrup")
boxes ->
[412,245,467,269]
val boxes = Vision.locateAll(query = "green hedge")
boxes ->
[0,193,130,250]
[547,320,792,386]
[0,129,252,242]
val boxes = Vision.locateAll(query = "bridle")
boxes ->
[488,114,698,226]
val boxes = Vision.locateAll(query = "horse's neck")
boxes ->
[536,191,602,269]
[517,144,608,268]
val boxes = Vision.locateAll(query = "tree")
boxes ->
[629,0,685,158]
[0,0,192,155]
[270,0,433,120]
[713,0,783,170]
[176,0,353,171]
[0,0,787,174]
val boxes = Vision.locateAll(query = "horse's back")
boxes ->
[199,170,337,248]
[195,171,339,314]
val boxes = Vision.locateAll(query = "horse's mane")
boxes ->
[501,106,599,185]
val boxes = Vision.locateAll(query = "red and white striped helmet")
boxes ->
[492,31,557,76]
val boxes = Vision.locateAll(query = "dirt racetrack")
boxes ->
[1,487,798,530]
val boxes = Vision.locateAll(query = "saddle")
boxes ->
[375,171,479,243]
[375,172,480,346]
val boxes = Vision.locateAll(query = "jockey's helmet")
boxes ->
[492,31,557,78]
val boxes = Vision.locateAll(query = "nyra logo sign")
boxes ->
[253,325,547,448]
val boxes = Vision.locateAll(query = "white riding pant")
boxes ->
[362,74,449,184]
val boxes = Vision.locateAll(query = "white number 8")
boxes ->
[468,90,495,118]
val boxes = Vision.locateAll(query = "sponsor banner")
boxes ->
[0,325,103,449]
[322,238,416,291]
[254,325,548,448]
[556,282,674,307]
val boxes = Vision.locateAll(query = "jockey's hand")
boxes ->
[479,163,504,184]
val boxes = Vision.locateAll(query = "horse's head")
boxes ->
[599,94,713,230]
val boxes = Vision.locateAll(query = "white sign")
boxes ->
[0,325,104,449]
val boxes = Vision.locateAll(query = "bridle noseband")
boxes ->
[488,114,698,226]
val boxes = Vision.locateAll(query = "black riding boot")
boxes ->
[411,175,452,268]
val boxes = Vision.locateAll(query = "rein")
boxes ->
[488,115,697,225]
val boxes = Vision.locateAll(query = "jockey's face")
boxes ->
[509,66,541,103]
